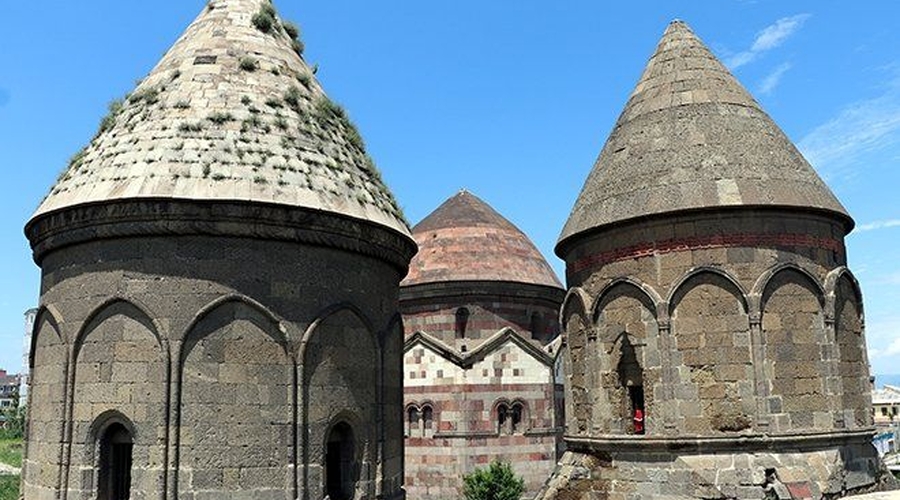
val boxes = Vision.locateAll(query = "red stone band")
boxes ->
[572,233,845,273]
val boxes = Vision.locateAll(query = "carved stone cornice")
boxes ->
[25,199,417,272]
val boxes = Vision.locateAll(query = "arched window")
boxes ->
[422,405,434,438]
[511,402,524,434]
[97,422,133,500]
[326,422,356,500]
[407,406,420,437]
[455,307,470,339]
[497,403,508,434]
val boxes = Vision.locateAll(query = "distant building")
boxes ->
[0,369,20,409]
[872,385,900,456]
[401,191,566,498]
[873,385,900,427]
[21,308,37,408]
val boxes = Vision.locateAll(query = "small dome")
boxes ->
[402,191,562,288]
[558,20,851,251]
[31,0,408,236]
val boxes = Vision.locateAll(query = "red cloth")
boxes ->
[633,408,644,434]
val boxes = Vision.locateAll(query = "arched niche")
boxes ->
[301,306,378,500]
[70,299,167,500]
[592,281,659,435]
[560,289,589,435]
[22,308,68,498]
[834,274,869,427]
[669,270,752,434]
[761,268,828,431]
[178,298,292,499]
[379,314,405,498]
[85,411,138,500]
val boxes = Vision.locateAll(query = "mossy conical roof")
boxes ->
[558,20,851,251]
[32,0,408,236]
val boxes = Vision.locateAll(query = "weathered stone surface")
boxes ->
[545,18,887,500]
[401,192,565,498]
[558,20,851,249]
[34,0,408,236]
[22,2,414,500]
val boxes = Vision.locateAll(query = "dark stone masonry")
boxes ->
[537,20,886,500]
[20,2,890,499]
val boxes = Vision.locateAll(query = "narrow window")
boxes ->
[455,307,470,339]
[422,406,434,438]
[98,423,133,500]
[511,403,524,434]
[497,404,508,434]
[326,422,356,500]
[629,386,645,435]
[530,312,543,338]
[882,407,888,416]
[407,406,420,436]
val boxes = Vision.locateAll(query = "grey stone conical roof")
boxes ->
[32,0,408,236]
[558,20,851,250]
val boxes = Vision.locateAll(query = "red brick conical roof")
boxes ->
[402,191,562,288]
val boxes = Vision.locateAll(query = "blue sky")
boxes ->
[1,2,899,381]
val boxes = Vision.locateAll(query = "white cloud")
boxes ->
[798,75,900,179]
[857,219,900,232]
[871,337,900,359]
[727,14,811,69]
[759,62,792,95]
[865,314,900,375]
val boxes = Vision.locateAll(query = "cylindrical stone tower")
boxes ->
[541,21,883,499]
[22,1,415,500]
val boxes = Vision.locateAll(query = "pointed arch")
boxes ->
[825,266,865,320]
[66,296,169,500]
[560,287,591,330]
[21,304,69,498]
[829,268,870,428]
[73,297,167,359]
[760,265,829,431]
[669,268,753,434]
[28,304,65,369]
[298,302,377,358]
[176,294,293,499]
[753,262,825,307]
[667,266,749,317]
[593,277,664,323]
[181,294,288,356]
[300,303,380,499]
[323,413,362,500]
[591,279,660,435]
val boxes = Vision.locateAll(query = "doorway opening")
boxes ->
[326,422,356,500]
[97,422,133,500]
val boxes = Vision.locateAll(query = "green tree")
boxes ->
[462,461,525,500]
[0,404,25,439]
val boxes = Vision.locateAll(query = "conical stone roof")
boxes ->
[32,0,408,236]
[402,190,562,289]
[558,20,851,250]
